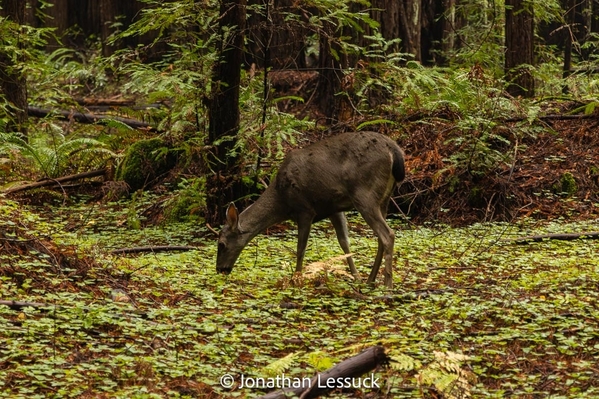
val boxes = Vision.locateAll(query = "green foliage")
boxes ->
[231,70,314,165]
[0,130,115,179]
[108,0,219,140]
[365,64,521,177]
[445,0,505,71]
[163,177,206,222]
[417,351,475,399]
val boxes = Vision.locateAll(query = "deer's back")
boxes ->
[273,131,403,220]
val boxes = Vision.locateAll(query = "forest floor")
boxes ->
[2,76,599,397]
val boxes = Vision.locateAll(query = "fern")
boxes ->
[0,131,115,178]
[99,118,135,131]
[388,350,422,372]
[260,352,300,377]
[416,351,476,399]
[303,254,353,279]
[356,119,395,130]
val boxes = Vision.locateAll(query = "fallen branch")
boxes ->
[0,300,51,310]
[74,97,137,106]
[255,345,388,399]
[3,168,107,194]
[0,299,150,319]
[506,113,598,123]
[508,231,599,244]
[27,106,157,131]
[110,245,200,255]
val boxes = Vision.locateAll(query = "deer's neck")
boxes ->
[238,187,288,240]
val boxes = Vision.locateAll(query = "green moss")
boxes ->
[554,172,577,196]
[116,138,177,191]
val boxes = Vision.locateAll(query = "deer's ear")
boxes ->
[225,203,240,233]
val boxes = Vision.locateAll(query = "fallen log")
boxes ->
[110,245,200,255]
[254,345,388,399]
[3,168,107,194]
[508,231,599,244]
[27,106,157,131]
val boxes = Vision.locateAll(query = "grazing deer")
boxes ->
[216,131,405,288]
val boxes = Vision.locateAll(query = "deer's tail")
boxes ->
[391,145,406,183]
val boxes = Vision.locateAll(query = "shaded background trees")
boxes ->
[2,0,599,224]
[0,0,28,137]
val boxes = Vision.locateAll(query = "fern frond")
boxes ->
[99,118,135,131]
[357,119,395,130]
[260,352,300,378]
[303,254,352,279]
[388,351,421,371]
[416,351,476,399]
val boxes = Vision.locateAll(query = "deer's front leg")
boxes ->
[295,216,314,272]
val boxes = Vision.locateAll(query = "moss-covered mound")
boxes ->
[116,138,177,191]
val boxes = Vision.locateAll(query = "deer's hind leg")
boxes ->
[330,212,359,279]
[356,196,395,289]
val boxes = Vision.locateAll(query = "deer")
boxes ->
[216,131,405,288]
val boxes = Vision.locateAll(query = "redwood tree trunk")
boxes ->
[246,0,307,70]
[0,0,28,138]
[317,20,351,123]
[505,0,535,97]
[205,0,248,226]
[398,0,422,61]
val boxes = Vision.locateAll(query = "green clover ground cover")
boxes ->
[1,198,598,398]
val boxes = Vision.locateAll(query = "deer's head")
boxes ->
[216,203,246,274]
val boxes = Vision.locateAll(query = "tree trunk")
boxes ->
[370,0,401,53]
[398,0,422,61]
[504,0,535,97]
[246,0,307,70]
[437,0,456,65]
[316,20,351,123]
[44,0,69,50]
[205,0,248,226]
[0,0,28,139]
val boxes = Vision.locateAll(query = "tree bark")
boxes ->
[504,0,535,97]
[437,0,456,66]
[205,0,248,226]
[0,0,28,138]
[370,0,401,53]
